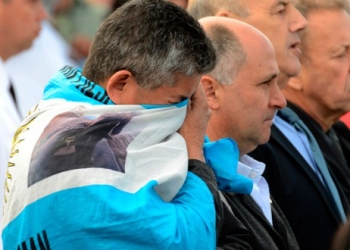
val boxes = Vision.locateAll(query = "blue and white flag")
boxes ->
[2,66,216,250]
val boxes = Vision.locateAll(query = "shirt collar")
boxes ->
[237,154,266,181]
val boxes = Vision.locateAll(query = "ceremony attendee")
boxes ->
[5,20,79,118]
[52,0,111,64]
[282,0,350,202]
[2,1,222,249]
[0,0,47,248]
[188,0,307,87]
[200,16,299,250]
[188,0,312,249]
[189,1,350,249]
[250,1,350,249]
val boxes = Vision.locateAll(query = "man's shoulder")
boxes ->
[333,120,350,140]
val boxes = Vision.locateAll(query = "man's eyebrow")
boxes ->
[271,0,289,8]
[261,73,279,83]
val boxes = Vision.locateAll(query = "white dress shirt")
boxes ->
[237,154,273,225]
[0,57,21,249]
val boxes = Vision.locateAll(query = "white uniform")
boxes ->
[0,57,21,250]
[5,20,79,117]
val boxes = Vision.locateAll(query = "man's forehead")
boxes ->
[248,0,292,12]
[271,0,293,7]
[254,0,292,8]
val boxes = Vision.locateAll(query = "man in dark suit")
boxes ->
[250,0,350,249]
[280,0,350,205]
[189,0,307,248]
[250,125,349,250]
[199,16,299,250]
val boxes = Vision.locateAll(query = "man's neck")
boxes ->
[0,42,16,61]
[284,93,339,132]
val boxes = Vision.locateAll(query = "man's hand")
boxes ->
[179,84,210,162]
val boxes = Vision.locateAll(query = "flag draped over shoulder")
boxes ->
[2,66,216,250]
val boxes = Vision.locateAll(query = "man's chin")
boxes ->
[20,39,35,52]
[282,56,301,78]
[258,133,271,146]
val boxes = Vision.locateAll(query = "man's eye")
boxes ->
[276,3,288,15]
[180,97,188,102]
[277,8,286,14]
[335,50,348,58]
[261,80,271,85]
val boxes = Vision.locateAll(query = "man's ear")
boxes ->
[105,70,137,104]
[201,75,220,110]
[216,10,240,19]
[216,10,230,17]
[287,76,303,91]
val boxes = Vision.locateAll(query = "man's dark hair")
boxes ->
[83,0,216,89]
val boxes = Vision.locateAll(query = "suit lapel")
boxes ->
[271,125,341,222]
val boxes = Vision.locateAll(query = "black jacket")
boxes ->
[288,102,350,204]
[221,192,299,250]
[249,109,349,250]
[191,159,299,249]
[189,159,251,249]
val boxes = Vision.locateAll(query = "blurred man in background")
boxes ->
[0,0,47,248]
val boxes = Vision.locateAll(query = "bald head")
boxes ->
[200,17,284,155]
[199,16,273,47]
[199,16,275,85]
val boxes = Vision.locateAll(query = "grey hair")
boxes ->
[187,0,249,19]
[295,0,350,16]
[296,0,350,60]
[205,23,246,85]
[83,0,216,89]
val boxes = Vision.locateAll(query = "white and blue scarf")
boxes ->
[2,66,216,250]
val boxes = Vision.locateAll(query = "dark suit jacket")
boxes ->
[221,193,299,250]
[288,102,350,204]
[250,115,349,250]
[333,120,350,168]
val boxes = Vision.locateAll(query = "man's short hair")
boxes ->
[295,0,350,60]
[205,23,246,85]
[83,0,216,89]
[295,0,350,17]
